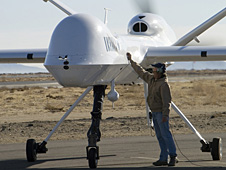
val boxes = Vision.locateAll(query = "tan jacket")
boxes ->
[130,60,171,117]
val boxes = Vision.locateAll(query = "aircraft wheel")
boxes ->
[26,139,37,162]
[211,137,222,160]
[88,148,98,169]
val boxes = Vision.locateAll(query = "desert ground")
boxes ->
[0,70,226,144]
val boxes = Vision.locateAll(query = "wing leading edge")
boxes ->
[143,46,226,66]
[0,49,47,63]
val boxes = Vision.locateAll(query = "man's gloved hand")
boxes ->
[126,52,132,61]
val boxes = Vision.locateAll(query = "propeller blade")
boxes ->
[133,0,156,13]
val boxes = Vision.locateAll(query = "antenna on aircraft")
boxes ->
[104,8,111,25]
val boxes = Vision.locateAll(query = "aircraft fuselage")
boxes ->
[44,13,175,87]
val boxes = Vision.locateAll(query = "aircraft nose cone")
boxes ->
[44,14,122,87]
[45,14,110,65]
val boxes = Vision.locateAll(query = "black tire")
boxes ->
[26,139,37,162]
[88,148,98,169]
[211,137,222,160]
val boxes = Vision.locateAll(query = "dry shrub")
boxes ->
[46,94,63,99]
[134,98,145,107]
[203,86,219,105]
[171,80,226,107]
[189,80,223,106]
[119,85,145,107]
[45,103,64,113]
[191,81,209,96]
[0,87,10,92]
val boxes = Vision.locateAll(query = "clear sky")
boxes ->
[1,0,226,49]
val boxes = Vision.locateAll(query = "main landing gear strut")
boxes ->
[143,81,222,161]
[26,87,92,163]
[26,85,106,169]
[171,102,222,161]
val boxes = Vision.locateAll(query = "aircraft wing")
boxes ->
[142,46,226,67]
[0,49,47,63]
[141,7,226,67]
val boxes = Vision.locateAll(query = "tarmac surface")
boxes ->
[0,80,61,88]
[0,133,225,169]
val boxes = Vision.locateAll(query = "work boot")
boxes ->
[153,160,168,166]
[168,156,179,166]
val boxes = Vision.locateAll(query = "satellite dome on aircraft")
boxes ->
[128,13,164,35]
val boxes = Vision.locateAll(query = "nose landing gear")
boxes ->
[86,117,101,169]
[86,85,106,169]
[86,146,99,169]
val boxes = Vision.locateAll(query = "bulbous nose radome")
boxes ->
[44,14,119,87]
[45,13,111,65]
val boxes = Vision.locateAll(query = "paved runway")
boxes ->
[0,80,61,88]
[0,133,225,169]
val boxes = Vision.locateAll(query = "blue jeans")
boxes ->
[152,112,177,161]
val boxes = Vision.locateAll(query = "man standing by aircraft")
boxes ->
[127,53,178,166]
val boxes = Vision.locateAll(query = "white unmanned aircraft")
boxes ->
[1,0,226,168]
